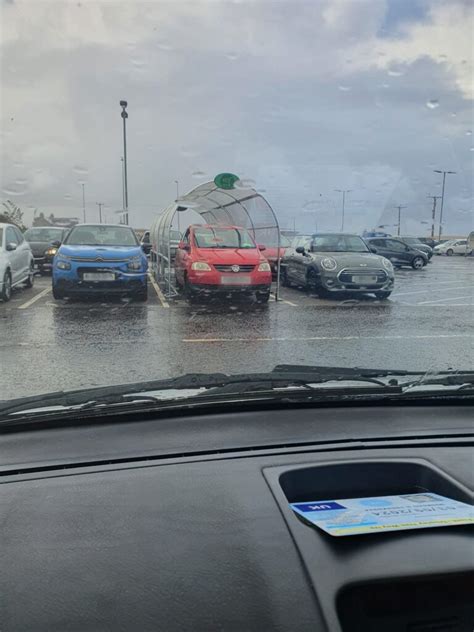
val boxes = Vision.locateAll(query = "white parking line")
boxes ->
[418,295,473,305]
[393,285,470,297]
[18,287,50,309]
[270,292,298,307]
[183,334,473,343]
[148,273,169,308]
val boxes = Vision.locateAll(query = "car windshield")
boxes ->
[194,227,256,249]
[311,235,370,253]
[64,226,138,247]
[24,228,64,242]
[0,0,473,411]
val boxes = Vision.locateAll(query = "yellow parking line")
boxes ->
[148,273,169,308]
[18,287,50,309]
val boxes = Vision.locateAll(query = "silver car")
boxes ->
[0,223,35,302]
[281,233,395,299]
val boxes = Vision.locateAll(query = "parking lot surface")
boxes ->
[1,257,472,400]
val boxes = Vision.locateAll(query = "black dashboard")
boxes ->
[2,402,473,631]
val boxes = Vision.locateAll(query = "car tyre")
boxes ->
[1,271,12,302]
[446,248,454,256]
[255,290,270,303]
[52,285,65,300]
[25,264,35,288]
[375,290,392,300]
[412,256,424,270]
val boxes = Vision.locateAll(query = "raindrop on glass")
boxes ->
[451,112,457,117]
[426,100,439,109]
[338,85,351,92]
[466,130,472,136]
[73,165,89,174]
[191,170,207,179]
[64,194,72,200]
[387,69,404,77]
[226,52,239,61]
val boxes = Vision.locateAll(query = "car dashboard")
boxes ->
[1,402,473,632]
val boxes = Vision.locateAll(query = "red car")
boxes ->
[264,235,290,276]
[175,225,272,302]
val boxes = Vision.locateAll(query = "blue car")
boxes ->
[52,224,148,301]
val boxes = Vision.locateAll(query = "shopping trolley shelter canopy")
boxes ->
[152,173,281,249]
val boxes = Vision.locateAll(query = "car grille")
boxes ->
[77,266,119,279]
[214,264,255,272]
[70,256,128,263]
[337,268,388,284]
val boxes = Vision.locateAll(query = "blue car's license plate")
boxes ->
[83,272,115,282]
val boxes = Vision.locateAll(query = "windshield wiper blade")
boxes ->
[1,366,473,419]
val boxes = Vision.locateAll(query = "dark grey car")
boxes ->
[281,233,395,299]
[23,227,69,273]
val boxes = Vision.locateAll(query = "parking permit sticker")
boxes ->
[290,493,474,537]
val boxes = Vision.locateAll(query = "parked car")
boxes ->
[264,234,290,276]
[365,237,428,269]
[468,232,474,256]
[0,222,35,302]
[281,233,395,299]
[284,234,313,257]
[174,224,272,302]
[23,226,69,274]
[433,239,472,256]
[398,236,433,260]
[52,224,148,301]
[417,237,437,249]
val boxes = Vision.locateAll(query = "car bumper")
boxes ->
[321,270,394,294]
[188,269,272,289]
[53,276,147,294]
[188,282,271,294]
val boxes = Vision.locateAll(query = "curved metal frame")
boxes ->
[150,182,281,300]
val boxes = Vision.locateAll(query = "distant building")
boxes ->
[33,212,79,228]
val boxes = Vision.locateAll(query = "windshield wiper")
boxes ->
[1,365,473,420]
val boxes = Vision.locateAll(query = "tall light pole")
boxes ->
[120,100,129,225]
[81,183,86,222]
[427,195,441,239]
[335,189,351,231]
[394,205,407,236]
[96,202,104,224]
[121,157,126,224]
[434,169,456,241]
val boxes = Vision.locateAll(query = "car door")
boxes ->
[286,238,310,283]
[14,227,31,278]
[5,226,24,283]
[454,240,467,255]
[384,239,411,266]
[175,229,189,284]
[370,239,392,262]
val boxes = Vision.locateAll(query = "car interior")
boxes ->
[2,397,473,631]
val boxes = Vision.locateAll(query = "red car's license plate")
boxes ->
[220,275,251,285]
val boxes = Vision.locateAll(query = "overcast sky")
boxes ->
[1,0,473,235]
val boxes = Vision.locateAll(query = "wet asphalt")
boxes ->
[1,257,473,400]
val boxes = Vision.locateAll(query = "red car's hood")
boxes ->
[195,248,265,264]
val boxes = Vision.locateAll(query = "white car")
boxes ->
[0,222,35,302]
[434,239,472,256]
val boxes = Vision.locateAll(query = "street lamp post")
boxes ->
[394,205,407,236]
[335,189,351,231]
[427,195,442,239]
[96,202,104,224]
[433,170,456,241]
[174,180,180,232]
[81,183,86,222]
[121,157,126,224]
[120,101,129,225]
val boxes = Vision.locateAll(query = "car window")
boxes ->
[194,227,256,249]
[6,226,19,246]
[386,240,407,252]
[311,235,369,253]
[64,225,138,246]
[170,230,182,241]
[24,228,65,241]
[370,239,384,247]
[14,227,25,244]
[0,228,3,248]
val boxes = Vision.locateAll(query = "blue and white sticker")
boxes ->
[290,492,474,537]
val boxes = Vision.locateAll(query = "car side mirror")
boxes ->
[295,246,305,254]
[51,240,61,248]
[178,242,189,251]
[369,246,377,253]
[257,244,266,251]
[6,242,17,251]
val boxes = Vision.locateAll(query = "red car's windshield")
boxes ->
[194,227,256,249]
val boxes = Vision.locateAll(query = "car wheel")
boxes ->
[446,248,454,256]
[255,290,270,303]
[412,256,424,269]
[25,264,35,288]
[52,285,65,300]
[135,285,148,302]
[1,271,12,302]
[375,290,392,300]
